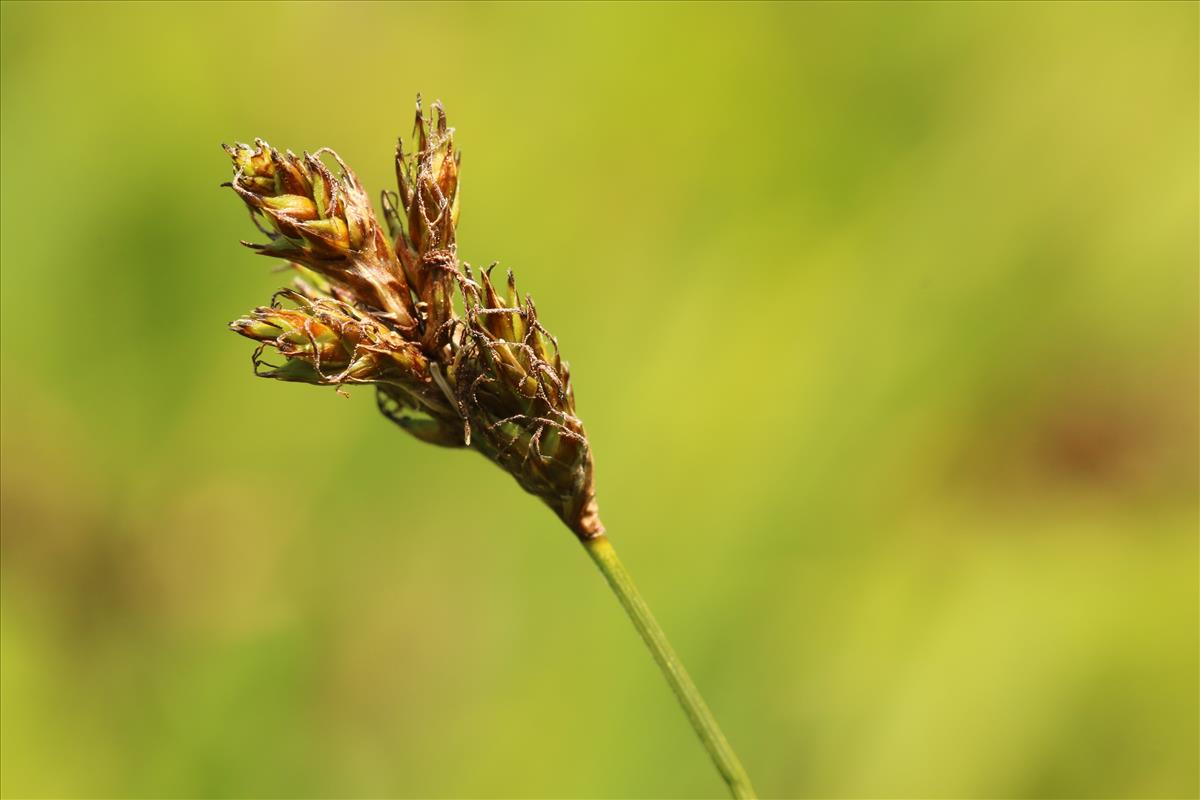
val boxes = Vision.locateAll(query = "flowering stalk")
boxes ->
[224,97,755,798]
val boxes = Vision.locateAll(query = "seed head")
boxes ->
[229,290,440,399]
[386,96,461,281]
[226,141,419,335]
[226,98,602,538]
[454,266,600,536]
[382,96,462,353]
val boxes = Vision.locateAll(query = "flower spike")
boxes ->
[226,99,600,537]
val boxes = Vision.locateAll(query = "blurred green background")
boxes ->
[1,2,1196,798]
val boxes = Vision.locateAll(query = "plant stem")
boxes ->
[583,534,758,799]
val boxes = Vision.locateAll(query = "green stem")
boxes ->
[583,534,758,799]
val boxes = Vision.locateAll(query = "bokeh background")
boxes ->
[2,2,1196,798]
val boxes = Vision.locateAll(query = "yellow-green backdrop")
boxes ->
[2,2,1196,797]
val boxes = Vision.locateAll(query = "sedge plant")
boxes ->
[224,97,757,798]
